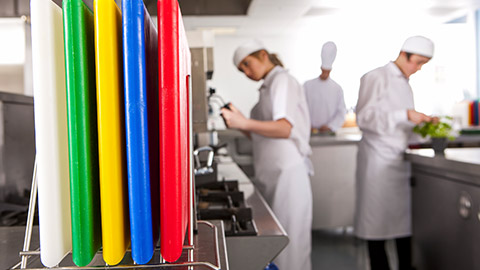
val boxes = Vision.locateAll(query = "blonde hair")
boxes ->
[251,50,284,67]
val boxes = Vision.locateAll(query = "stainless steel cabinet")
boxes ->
[406,148,480,270]
[411,169,480,270]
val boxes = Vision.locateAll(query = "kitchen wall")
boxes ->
[0,17,32,96]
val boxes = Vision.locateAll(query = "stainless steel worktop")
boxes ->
[411,134,480,149]
[406,147,480,166]
[215,155,288,270]
[218,128,362,155]
[405,148,480,186]
[309,133,361,147]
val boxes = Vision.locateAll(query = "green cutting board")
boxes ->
[63,0,102,266]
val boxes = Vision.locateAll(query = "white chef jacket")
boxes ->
[354,62,416,240]
[303,77,347,132]
[250,66,313,270]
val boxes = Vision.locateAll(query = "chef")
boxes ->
[303,41,347,134]
[355,36,436,270]
[221,39,313,270]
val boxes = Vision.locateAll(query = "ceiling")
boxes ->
[1,0,480,36]
[144,0,252,16]
[0,0,251,17]
[181,0,480,36]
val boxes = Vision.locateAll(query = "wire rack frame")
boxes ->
[11,158,222,270]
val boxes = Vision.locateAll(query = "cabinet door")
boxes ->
[412,170,477,270]
[310,144,357,229]
[471,181,480,270]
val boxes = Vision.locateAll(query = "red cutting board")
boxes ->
[158,0,191,262]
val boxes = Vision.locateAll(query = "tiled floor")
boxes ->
[311,228,399,270]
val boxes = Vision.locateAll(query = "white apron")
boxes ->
[251,66,313,270]
[354,62,415,240]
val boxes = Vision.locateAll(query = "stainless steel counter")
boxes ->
[309,133,361,147]
[405,148,480,186]
[218,129,362,150]
[308,132,359,229]
[411,134,480,149]
[215,156,288,270]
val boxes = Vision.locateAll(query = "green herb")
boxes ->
[412,116,455,140]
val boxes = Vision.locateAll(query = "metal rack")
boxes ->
[10,157,224,270]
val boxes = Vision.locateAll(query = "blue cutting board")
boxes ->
[122,0,160,264]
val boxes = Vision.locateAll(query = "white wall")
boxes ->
[207,11,477,128]
[210,36,296,117]
[0,18,32,96]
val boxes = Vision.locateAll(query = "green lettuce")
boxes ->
[412,116,455,140]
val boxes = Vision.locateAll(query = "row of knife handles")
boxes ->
[14,157,222,270]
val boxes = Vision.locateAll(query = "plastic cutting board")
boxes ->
[121,0,160,264]
[158,0,192,262]
[30,0,72,267]
[62,0,102,266]
[93,0,130,265]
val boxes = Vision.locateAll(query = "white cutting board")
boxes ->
[30,0,72,267]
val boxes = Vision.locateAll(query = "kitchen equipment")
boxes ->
[194,146,229,187]
[190,46,214,133]
[220,102,231,128]
[196,180,257,237]
[431,137,448,154]
[158,0,192,262]
[0,92,35,215]
[63,0,102,266]
[194,146,214,174]
[122,0,159,264]
[94,0,130,265]
[30,0,72,267]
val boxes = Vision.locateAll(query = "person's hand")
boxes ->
[407,109,432,125]
[220,103,249,130]
[430,116,440,124]
[319,125,332,132]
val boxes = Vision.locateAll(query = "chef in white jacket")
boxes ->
[304,41,347,134]
[221,40,313,270]
[355,36,436,270]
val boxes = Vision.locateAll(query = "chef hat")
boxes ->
[233,39,266,68]
[321,41,337,70]
[401,36,434,58]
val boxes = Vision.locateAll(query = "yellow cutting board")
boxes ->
[94,0,130,265]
